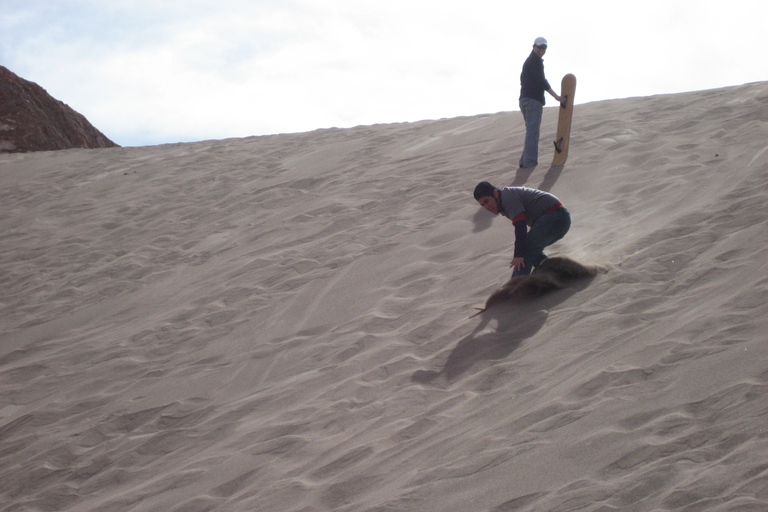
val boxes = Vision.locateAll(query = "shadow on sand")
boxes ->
[412,257,601,385]
[510,164,565,191]
[411,279,593,385]
[537,165,564,192]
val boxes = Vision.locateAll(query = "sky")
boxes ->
[1,0,766,147]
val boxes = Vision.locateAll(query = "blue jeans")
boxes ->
[512,207,571,276]
[519,97,543,168]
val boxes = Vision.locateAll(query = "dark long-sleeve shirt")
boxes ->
[520,51,550,105]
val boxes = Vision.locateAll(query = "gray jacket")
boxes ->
[499,187,562,226]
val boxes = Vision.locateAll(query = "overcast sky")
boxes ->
[2,0,766,147]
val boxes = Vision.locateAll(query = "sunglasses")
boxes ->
[536,44,548,50]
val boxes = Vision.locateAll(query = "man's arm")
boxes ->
[546,87,565,104]
[510,219,528,270]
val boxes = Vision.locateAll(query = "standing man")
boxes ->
[474,181,571,276]
[519,36,564,168]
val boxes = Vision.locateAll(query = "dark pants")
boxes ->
[512,207,571,276]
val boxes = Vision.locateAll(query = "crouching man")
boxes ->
[474,181,571,276]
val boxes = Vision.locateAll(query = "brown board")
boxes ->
[551,74,577,166]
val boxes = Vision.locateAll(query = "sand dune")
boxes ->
[2,81,767,511]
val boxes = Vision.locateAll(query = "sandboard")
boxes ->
[551,73,576,166]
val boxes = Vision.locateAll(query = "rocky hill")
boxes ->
[0,65,118,152]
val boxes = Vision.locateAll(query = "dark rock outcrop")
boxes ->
[0,65,119,153]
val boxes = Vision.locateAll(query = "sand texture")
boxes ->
[2,82,768,511]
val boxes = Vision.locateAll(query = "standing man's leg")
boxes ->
[512,208,571,276]
[519,98,543,168]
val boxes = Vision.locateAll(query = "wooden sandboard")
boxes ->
[551,74,576,166]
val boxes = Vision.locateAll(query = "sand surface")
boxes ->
[2,82,767,511]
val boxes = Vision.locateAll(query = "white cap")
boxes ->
[534,37,548,46]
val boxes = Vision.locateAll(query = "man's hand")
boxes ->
[510,257,526,271]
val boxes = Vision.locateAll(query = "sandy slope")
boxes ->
[1,82,767,512]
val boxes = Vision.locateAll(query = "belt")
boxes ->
[543,200,564,215]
